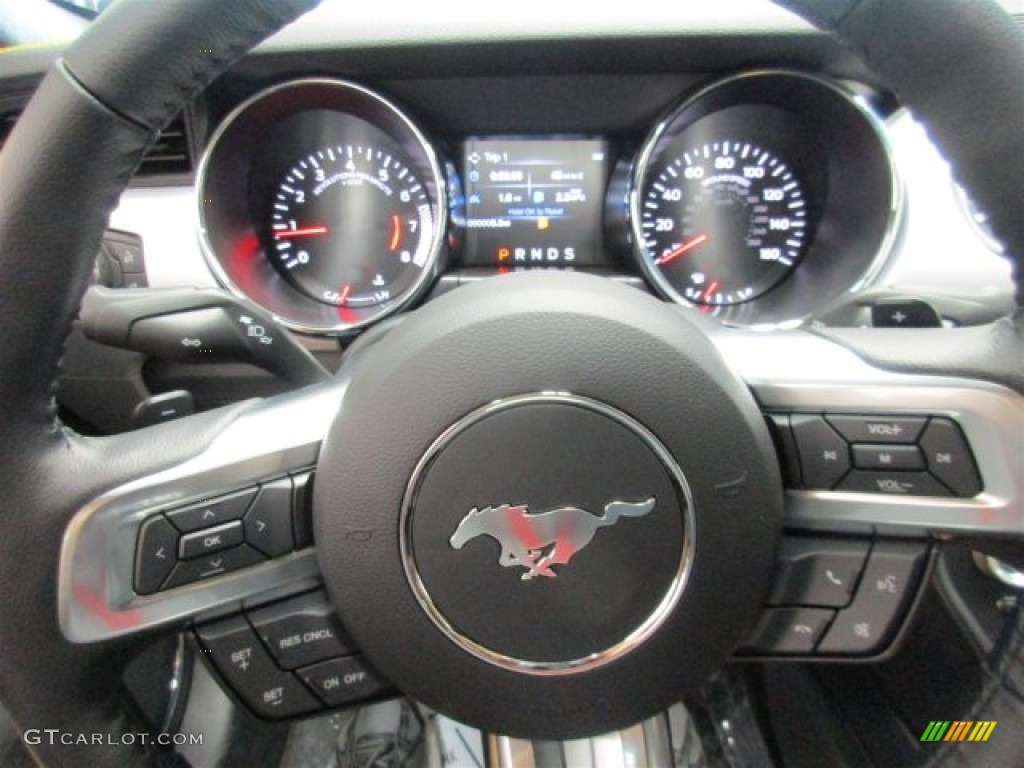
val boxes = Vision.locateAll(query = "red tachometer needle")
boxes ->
[655,232,709,266]
[388,214,402,251]
[701,280,720,303]
[273,225,329,240]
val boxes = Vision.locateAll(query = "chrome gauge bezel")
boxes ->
[197,78,447,335]
[629,70,903,328]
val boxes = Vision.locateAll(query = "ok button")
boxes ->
[180,521,244,559]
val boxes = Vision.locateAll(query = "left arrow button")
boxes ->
[135,516,179,595]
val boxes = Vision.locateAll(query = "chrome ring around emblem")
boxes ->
[399,392,697,676]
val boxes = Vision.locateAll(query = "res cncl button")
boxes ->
[248,591,353,670]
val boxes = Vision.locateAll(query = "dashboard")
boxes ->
[84,8,1009,359]
[197,70,897,333]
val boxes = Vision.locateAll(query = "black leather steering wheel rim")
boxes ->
[0,0,1019,765]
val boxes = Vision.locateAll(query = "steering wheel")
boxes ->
[0,0,1021,764]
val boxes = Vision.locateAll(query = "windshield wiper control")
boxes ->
[79,287,330,387]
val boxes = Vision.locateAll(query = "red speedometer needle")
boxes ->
[655,233,709,266]
[273,225,329,240]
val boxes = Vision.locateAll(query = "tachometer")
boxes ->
[639,141,807,306]
[198,78,446,334]
[269,144,433,308]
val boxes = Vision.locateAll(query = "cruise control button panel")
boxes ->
[196,615,321,719]
[195,590,394,721]
[132,470,315,595]
[741,536,929,659]
[767,413,982,498]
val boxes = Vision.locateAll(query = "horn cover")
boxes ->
[315,271,782,739]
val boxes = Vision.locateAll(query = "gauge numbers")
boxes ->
[640,141,807,306]
[271,143,434,308]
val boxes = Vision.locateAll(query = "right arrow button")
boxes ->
[244,477,296,558]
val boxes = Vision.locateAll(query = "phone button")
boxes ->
[768,537,870,609]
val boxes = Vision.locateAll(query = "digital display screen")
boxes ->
[461,138,608,267]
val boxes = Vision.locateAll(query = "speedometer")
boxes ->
[629,72,899,327]
[639,141,807,306]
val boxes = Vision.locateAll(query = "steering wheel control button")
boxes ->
[870,299,942,328]
[918,419,982,497]
[817,540,927,655]
[134,516,179,595]
[292,471,315,548]
[163,544,265,590]
[166,488,258,533]
[825,415,927,445]
[766,413,801,487]
[196,616,320,720]
[768,537,869,608]
[403,395,691,672]
[244,477,295,557]
[837,471,951,497]
[741,607,835,654]
[132,389,195,427]
[249,591,353,670]
[298,656,391,708]
[790,414,850,489]
[178,521,244,560]
[103,230,146,275]
[851,444,925,471]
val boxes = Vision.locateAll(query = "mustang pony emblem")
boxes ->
[449,497,656,580]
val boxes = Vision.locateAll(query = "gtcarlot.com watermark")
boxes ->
[23,730,202,747]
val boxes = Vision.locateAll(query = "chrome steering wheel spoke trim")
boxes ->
[711,328,1023,535]
[58,379,346,643]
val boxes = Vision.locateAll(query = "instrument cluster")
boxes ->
[198,71,899,334]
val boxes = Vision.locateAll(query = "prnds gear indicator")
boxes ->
[461,138,608,267]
